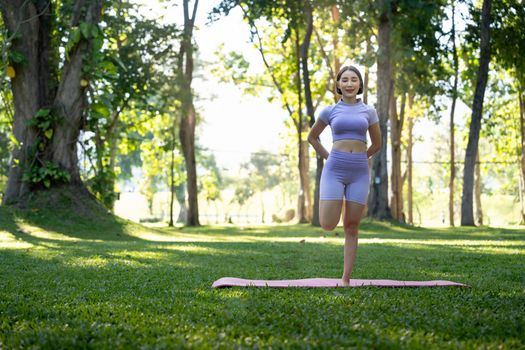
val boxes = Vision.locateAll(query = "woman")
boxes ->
[308,65,381,286]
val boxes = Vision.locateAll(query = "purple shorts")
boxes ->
[320,149,370,205]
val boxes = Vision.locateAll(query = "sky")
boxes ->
[136,0,471,174]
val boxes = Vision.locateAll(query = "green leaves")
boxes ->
[65,23,101,58]
[80,22,100,40]
[65,27,82,55]
[8,50,26,64]
[91,102,111,119]
[27,108,61,132]
[22,161,70,188]
[23,109,68,188]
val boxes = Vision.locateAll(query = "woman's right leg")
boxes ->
[319,152,344,231]
[319,200,343,231]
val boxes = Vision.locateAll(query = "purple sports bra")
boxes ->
[318,99,379,143]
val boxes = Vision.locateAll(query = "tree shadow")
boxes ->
[1,235,523,348]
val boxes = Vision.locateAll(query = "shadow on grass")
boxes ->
[1,235,524,348]
[169,220,525,242]
[2,189,524,348]
[0,197,156,243]
[2,223,524,289]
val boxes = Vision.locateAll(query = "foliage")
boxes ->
[1,206,524,348]
[23,109,69,189]
[491,0,525,87]
[0,18,11,195]
[481,68,521,195]
[198,150,224,203]
[137,113,184,215]
[229,150,282,210]
[240,150,281,193]
[392,0,449,109]
[0,103,10,196]
[77,1,181,209]
[212,0,334,120]
[21,161,70,189]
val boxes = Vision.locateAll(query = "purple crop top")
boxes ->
[318,99,379,143]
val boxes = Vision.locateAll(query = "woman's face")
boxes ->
[338,70,360,99]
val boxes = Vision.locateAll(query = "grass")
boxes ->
[1,202,524,349]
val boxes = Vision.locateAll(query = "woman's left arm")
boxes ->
[367,123,381,159]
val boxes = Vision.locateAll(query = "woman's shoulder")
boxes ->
[362,101,376,111]
[319,103,337,121]
[362,102,378,115]
[362,102,379,124]
[319,103,336,124]
[322,103,337,111]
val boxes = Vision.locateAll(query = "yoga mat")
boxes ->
[212,277,467,288]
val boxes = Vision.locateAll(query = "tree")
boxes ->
[367,0,392,220]
[177,0,200,226]
[461,0,492,226]
[388,0,447,223]
[0,16,12,196]
[198,150,224,224]
[0,0,104,205]
[84,1,180,210]
[490,0,525,224]
[212,0,332,224]
[447,0,460,226]
[481,69,523,223]
[240,151,280,222]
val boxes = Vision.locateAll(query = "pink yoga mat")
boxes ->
[212,277,467,288]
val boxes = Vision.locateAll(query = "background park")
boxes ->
[1,0,524,348]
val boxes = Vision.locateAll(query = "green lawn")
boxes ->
[1,204,524,349]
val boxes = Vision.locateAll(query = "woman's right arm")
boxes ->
[308,120,330,160]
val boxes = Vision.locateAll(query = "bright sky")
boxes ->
[136,0,471,174]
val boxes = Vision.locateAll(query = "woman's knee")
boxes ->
[320,220,338,231]
[343,220,359,234]
[319,201,343,231]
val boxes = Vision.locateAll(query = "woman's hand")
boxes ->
[367,123,381,159]
[308,120,330,159]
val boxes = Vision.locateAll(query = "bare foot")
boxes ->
[341,278,350,287]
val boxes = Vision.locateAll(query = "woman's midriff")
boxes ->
[332,139,367,153]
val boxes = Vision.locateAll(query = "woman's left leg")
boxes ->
[341,200,366,285]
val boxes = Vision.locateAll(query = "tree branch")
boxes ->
[240,4,294,116]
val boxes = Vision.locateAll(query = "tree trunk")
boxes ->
[175,183,188,223]
[461,0,492,226]
[101,109,122,210]
[180,102,199,226]
[300,0,319,226]
[389,91,405,222]
[294,26,310,224]
[449,1,459,227]
[260,193,265,223]
[331,5,341,78]
[1,1,44,203]
[106,124,119,209]
[363,39,371,105]
[179,0,200,226]
[475,151,483,225]
[518,89,525,225]
[407,94,414,225]
[169,123,176,227]
[361,40,372,218]
[1,0,103,205]
[368,0,392,220]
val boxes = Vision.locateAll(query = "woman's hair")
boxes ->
[336,65,363,95]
